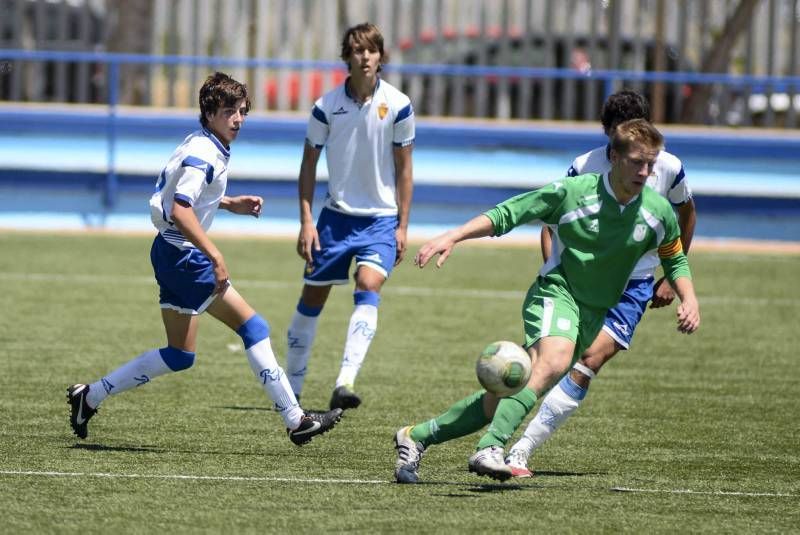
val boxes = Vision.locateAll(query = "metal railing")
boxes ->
[3,49,800,207]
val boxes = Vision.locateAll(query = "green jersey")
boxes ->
[485,173,691,310]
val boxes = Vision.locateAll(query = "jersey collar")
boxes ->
[202,127,231,158]
[344,76,381,105]
[603,172,640,209]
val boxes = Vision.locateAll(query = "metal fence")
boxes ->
[1,0,799,127]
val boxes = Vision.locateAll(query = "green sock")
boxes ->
[475,387,538,450]
[409,390,491,448]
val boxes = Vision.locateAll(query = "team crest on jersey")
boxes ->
[587,219,599,232]
[633,224,648,242]
[377,102,389,119]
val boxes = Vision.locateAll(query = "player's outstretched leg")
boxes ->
[288,408,343,446]
[394,426,426,484]
[504,365,592,477]
[67,384,97,439]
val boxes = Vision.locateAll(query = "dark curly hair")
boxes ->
[340,23,387,72]
[600,90,651,136]
[198,72,250,127]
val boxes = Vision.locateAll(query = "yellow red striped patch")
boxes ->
[658,238,683,258]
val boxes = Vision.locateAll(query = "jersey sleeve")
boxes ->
[173,155,214,206]
[667,165,692,205]
[393,98,415,147]
[484,182,567,236]
[305,98,329,149]
[659,153,692,206]
[657,208,692,282]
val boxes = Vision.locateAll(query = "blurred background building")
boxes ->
[1,0,798,127]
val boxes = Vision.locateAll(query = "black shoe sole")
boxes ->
[468,464,512,482]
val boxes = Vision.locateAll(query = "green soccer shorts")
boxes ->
[521,276,607,364]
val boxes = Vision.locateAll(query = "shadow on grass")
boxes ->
[213,405,339,414]
[67,442,277,457]
[535,470,605,477]
[70,443,165,453]
[212,405,275,412]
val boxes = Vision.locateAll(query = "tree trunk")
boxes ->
[106,0,154,105]
[682,0,761,124]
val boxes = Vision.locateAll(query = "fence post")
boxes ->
[105,60,120,210]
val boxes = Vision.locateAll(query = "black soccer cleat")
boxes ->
[67,383,97,439]
[329,385,362,411]
[287,408,343,446]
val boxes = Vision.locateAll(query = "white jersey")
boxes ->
[567,145,692,279]
[149,128,230,249]
[306,78,415,217]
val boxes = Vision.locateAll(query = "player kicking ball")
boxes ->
[67,72,342,446]
[394,119,699,483]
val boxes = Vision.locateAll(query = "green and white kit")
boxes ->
[484,172,691,353]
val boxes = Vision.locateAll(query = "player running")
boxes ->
[505,90,696,477]
[67,72,342,446]
[394,119,700,483]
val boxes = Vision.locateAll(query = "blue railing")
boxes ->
[3,49,800,208]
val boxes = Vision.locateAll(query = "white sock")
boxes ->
[246,336,304,429]
[285,307,321,397]
[335,303,378,388]
[511,374,588,457]
[86,348,172,408]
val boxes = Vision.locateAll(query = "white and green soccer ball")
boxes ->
[475,341,532,397]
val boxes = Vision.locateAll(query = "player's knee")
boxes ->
[301,284,331,308]
[237,314,270,349]
[580,344,617,371]
[159,346,196,371]
[354,290,380,307]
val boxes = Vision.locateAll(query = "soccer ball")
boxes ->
[475,341,531,397]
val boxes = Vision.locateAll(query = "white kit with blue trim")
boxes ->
[149,128,230,249]
[306,78,415,217]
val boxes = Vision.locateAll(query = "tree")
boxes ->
[681,0,761,124]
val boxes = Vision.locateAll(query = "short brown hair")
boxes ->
[610,118,664,155]
[198,72,250,127]
[340,23,386,72]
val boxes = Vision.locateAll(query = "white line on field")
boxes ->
[0,469,386,485]
[0,272,796,306]
[611,486,796,498]
[1,470,796,497]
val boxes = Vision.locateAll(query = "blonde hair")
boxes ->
[610,118,664,155]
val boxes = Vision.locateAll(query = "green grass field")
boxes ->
[1,232,798,533]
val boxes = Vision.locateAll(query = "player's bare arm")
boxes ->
[393,144,414,266]
[652,199,697,308]
[671,277,700,334]
[297,143,323,263]
[540,226,553,262]
[220,195,263,217]
[171,199,229,295]
[414,214,495,269]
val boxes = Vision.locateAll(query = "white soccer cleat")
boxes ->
[468,446,512,481]
[394,426,425,484]
[505,448,533,478]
